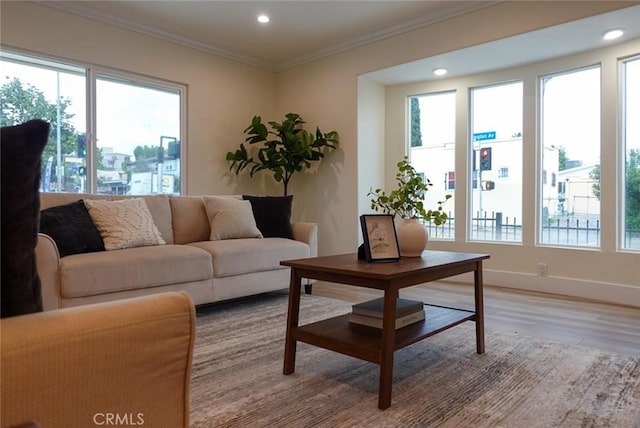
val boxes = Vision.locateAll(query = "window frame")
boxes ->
[406,91,457,240]
[619,54,640,252]
[0,47,187,195]
[468,79,524,243]
[537,64,601,249]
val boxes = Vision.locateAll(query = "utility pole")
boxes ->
[56,72,62,192]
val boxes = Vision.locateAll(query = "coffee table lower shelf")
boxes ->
[292,304,475,364]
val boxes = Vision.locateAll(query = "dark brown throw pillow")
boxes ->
[1,120,50,318]
[242,195,294,239]
[39,200,105,258]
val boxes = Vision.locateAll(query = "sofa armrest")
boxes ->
[0,291,195,428]
[35,233,61,311]
[292,222,318,258]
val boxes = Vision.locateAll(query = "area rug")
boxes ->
[190,293,640,427]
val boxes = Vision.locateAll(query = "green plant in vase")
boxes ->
[369,157,451,256]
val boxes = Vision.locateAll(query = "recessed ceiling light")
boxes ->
[603,29,624,40]
[433,68,448,76]
[257,15,270,24]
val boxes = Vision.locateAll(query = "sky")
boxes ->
[541,67,601,166]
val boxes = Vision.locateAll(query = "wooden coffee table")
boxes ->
[281,250,490,410]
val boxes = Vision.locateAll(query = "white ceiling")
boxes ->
[367,5,640,84]
[40,1,640,83]
[38,0,498,69]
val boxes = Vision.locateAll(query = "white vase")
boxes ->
[395,218,428,257]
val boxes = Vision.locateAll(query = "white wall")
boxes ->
[357,78,386,243]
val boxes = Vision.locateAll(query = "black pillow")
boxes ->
[242,195,294,239]
[40,200,105,258]
[1,120,50,318]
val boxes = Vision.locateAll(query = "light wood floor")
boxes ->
[312,281,640,357]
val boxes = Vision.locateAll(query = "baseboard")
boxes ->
[447,270,640,308]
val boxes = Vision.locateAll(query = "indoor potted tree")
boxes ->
[226,113,339,196]
[369,157,451,256]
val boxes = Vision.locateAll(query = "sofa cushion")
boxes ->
[139,195,174,244]
[188,238,309,278]
[243,195,294,239]
[39,200,105,257]
[1,120,49,318]
[203,196,262,240]
[169,196,210,244]
[84,198,166,250]
[59,245,213,298]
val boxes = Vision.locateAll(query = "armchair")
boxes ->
[1,291,195,427]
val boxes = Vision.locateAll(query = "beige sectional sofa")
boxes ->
[37,193,317,310]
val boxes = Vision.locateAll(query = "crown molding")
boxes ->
[275,1,500,71]
[36,1,278,71]
[35,1,499,72]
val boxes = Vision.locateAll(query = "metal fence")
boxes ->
[541,217,600,247]
[623,229,640,250]
[422,211,640,250]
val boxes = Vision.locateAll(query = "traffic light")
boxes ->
[480,147,492,171]
[167,141,180,159]
[77,135,86,158]
[484,180,495,191]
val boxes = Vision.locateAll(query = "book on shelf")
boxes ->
[348,309,426,329]
[351,297,424,319]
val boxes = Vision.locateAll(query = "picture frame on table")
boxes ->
[360,214,401,263]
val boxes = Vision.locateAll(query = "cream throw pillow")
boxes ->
[203,196,263,240]
[84,198,166,250]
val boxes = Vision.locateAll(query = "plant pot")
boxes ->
[396,218,428,257]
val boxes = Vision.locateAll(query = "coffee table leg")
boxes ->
[284,268,302,374]
[474,261,485,354]
[378,290,397,409]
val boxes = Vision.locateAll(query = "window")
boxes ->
[1,52,86,193]
[558,181,566,196]
[408,91,456,239]
[469,81,523,242]
[96,75,181,195]
[540,66,600,247]
[621,56,640,250]
[445,171,455,190]
[1,50,184,195]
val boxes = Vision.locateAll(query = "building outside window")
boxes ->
[1,50,184,195]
